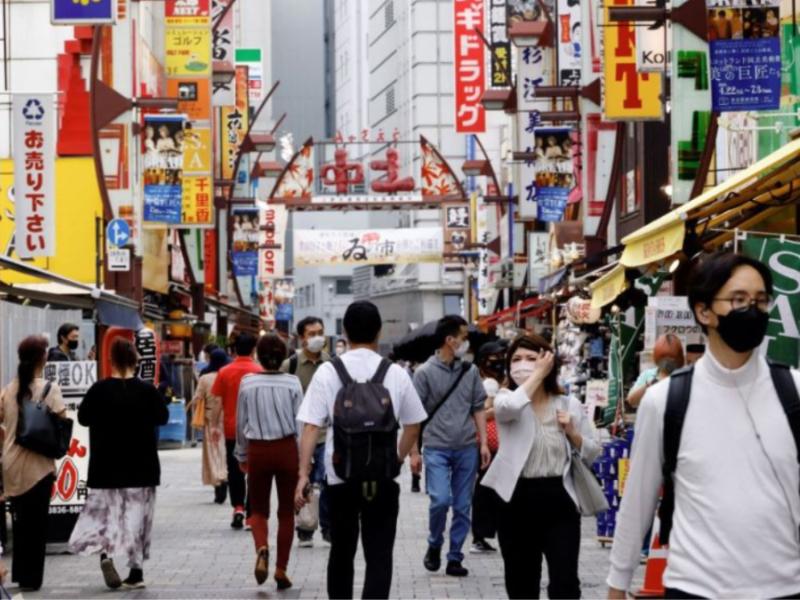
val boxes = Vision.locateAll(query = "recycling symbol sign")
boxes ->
[22,99,45,121]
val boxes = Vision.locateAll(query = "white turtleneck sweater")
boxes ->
[607,350,800,598]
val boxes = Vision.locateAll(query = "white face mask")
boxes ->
[454,339,470,359]
[510,361,536,386]
[306,336,326,353]
[335,347,346,356]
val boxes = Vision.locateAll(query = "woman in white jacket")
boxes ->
[481,334,600,599]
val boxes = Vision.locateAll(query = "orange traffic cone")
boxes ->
[636,514,668,598]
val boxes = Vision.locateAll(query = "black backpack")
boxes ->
[660,360,800,545]
[330,357,400,485]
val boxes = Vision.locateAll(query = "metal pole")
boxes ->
[96,216,103,289]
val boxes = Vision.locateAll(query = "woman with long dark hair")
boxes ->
[236,334,302,589]
[481,334,600,599]
[68,338,169,590]
[191,348,230,503]
[1,335,66,591]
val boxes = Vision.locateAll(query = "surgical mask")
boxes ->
[335,347,346,356]
[714,305,769,353]
[306,336,326,353]
[67,340,79,351]
[657,358,679,375]
[454,340,470,359]
[510,361,536,386]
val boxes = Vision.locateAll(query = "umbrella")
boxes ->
[392,321,492,364]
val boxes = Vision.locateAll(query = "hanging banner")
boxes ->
[232,207,259,276]
[294,228,445,267]
[489,0,512,87]
[143,115,186,224]
[476,195,493,316]
[259,279,275,326]
[165,26,211,77]
[259,204,288,280]
[14,94,56,259]
[274,279,295,322]
[603,0,664,120]
[204,229,217,294]
[742,236,800,367]
[533,128,573,222]
[166,0,210,26]
[212,0,235,106]
[636,9,671,74]
[443,202,473,265]
[52,0,114,24]
[182,176,213,225]
[529,231,550,292]
[707,3,781,112]
[454,0,487,133]
[167,78,211,122]
[557,0,582,85]
[220,67,249,181]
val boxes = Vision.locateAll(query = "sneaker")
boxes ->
[322,529,332,546]
[231,507,245,530]
[470,539,497,554]
[121,568,146,590]
[100,555,122,589]
[298,535,314,548]
[254,547,269,585]
[245,517,252,531]
[214,484,228,505]
[275,567,293,590]
[424,546,441,572]
[446,560,469,577]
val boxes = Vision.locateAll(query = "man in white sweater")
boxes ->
[608,252,800,599]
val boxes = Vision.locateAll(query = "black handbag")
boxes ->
[16,381,73,460]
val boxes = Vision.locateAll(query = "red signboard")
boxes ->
[166,0,210,25]
[454,0,487,133]
[204,229,217,295]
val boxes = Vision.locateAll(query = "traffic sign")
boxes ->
[108,248,131,272]
[106,219,131,249]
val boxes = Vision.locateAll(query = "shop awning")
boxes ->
[479,297,551,327]
[538,267,569,295]
[620,138,800,268]
[589,264,626,309]
[97,300,144,331]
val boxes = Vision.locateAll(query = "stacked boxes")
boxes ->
[592,429,634,539]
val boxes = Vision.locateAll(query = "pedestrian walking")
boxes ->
[626,333,685,408]
[191,348,230,504]
[235,334,303,589]
[1,336,67,591]
[469,341,506,555]
[196,342,220,375]
[68,338,169,590]
[411,315,491,577]
[482,333,599,599]
[211,333,262,530]
[281,316,331,546]
[608,253,800,599]
[295,301,427,600]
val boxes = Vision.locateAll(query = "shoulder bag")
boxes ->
[562,397,608,516]
[418,363,471,451]
[16,381,73,460]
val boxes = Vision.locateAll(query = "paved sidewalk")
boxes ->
[16,448,640,599]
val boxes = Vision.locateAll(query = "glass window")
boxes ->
[336,319,344,335]
[335,279,353,295]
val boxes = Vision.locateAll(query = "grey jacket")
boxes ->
[413,354,487,450]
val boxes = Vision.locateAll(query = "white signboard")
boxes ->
[13,94,56,258]
[311,195,426,206]
[645,296,704,349]
[108,248,131,272]
[259,204,288,280]
[635,5,672,75]
[294,228,444,267]
[586,378,610,408]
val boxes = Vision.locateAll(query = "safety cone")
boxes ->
[635,514,669,598]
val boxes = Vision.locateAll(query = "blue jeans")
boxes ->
[298,442,330,537]
[423,446,479,563]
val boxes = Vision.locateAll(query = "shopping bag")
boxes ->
[191,397,206,430]
[296,484,320,532]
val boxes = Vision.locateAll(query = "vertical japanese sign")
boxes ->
[706,1,781,111]
[454,0,487,133]
[443,202,473,265]
[182,127,213,224]
[557,0,582,85]
[742,236,800,367]
[232,207,259,276]
[220,67,249,181]
[260,204,287,280]
[476,195,492,316]
[603,0,664,119]
[204,229,217,294]
[534,128,573,221]
[212,0,235,106]
[14,94,55,259]
[489,0,511,87]
[236,47,264,103]
[143,115,186,224]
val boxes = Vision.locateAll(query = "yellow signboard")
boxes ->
[184,127,212,174]
[0,158,101,284]
[182,175,213,225]
[618,458,630,496]
[621,220,685,268]
[603,0,663,120]
[165,27,211,77]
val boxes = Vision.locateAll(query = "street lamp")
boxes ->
[462,160,492,177]
[508,21,553,48]
[212,61,236,86]
[480,89,516,113]
[240,132,277,153]
[251,161,284,179]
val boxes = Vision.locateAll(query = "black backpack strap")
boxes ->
[768,360,800,466]
[659,365,694,546]
[41,381,53,403]
[330,357,354,386]
[372,359,392,385]
[289,354,298,375]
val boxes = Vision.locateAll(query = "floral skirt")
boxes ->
[68,487,156,569]
[202,411,227,487]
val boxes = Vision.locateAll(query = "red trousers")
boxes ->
[247,437,299,570]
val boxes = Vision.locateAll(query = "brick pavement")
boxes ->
[17,448,643,599]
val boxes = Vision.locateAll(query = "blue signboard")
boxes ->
[708,6,781,112]
[533,127,573,223]
[52,0,115,24]
[143,115,185,225]
[106,219,131,248]
[537,192,569,222]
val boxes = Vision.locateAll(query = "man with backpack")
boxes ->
[608,252,800,599]
[411,315,491,578]
[281,316,330,546]
[295,301,427,600]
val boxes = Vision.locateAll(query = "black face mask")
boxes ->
[485,361,505,379]
[714,305,770,353]
[67,340,79,351]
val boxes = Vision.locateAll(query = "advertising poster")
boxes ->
[443,203,473,266]
[167,78,211,121]
[165,26,211,77]
[603,0,663,119]
[453,0,486,133]
[232,208,259,276]
[528,231,550,291]
[143,115,186,224]
[274,279,295,322]
[557,0,582,86]
[507,0,541,23]
[13,94,56,258]
[52,0,115,24]
[533,128,573,222]
[260,204,288,280]
[294,228,445,267]
[489,0,512,87]
[707,0,781,111]
[166,0,210,26]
